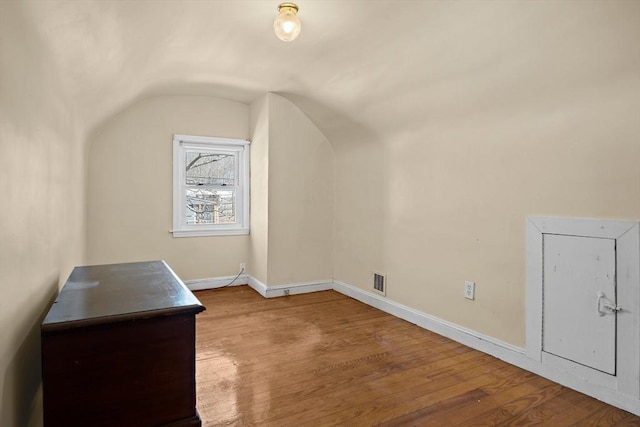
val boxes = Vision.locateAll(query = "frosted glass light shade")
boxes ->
[274,3,301,42]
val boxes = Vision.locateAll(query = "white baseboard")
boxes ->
[184,275,248,291]
[185,274,640,415]
[247,276,333,298]
[247,275,267,297]
[332,280,526,358]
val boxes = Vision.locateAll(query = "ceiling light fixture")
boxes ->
[274,3,301,42]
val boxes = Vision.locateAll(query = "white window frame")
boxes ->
[172,134,250,237]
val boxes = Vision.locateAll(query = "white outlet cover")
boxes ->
[464,281,475,300]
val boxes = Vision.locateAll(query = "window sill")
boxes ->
[170,228,250,238]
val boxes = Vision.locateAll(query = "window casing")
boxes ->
[172,135,249,237]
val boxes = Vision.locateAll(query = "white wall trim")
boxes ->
[245,276,333,298]
[264,280,334,298]
[247,275,268,297]
[185,272,640,415]
[184,275,248,291]
[332,280,526,359]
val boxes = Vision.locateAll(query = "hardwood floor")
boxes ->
[194,286,639,426]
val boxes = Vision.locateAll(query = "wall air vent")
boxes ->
[373,272,386,296]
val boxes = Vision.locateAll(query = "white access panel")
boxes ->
[527,217,640,415]
[543,234,617,375]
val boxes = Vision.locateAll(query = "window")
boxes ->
[172,135,249,237]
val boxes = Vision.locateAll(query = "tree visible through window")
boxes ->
[173,135,249,237]
[185,152,235,224]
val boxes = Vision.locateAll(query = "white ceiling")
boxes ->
[15,0,639,142]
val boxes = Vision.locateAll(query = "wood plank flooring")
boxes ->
[194,286,639,426]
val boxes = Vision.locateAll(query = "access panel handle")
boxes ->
[597,291,622,317]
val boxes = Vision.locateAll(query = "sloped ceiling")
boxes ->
[16,0,638,143]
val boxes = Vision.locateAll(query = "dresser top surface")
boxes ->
[42,261,204,330]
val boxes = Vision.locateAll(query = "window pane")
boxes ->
[185,151,235,186]
[185,189,235,224]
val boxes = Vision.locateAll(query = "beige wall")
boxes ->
[87,93,335,287]
[0,2,85,426]
[333,2,640,347]
[266,94,335,285]
[249,95,269,283]
[87,95,251,280]
[247,93,335,286]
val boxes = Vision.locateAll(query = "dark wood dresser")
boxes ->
[41,260,205,426]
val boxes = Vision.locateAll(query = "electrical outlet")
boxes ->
[239,263,246,273]
[464,281,475,300]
